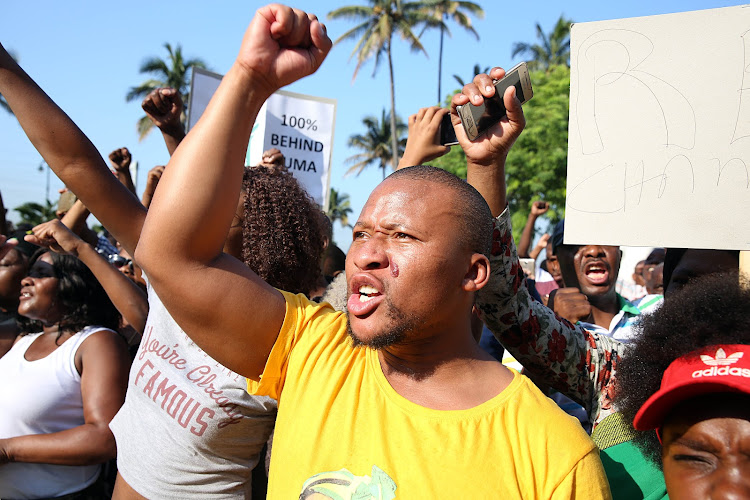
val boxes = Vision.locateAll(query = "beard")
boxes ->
[346,296,423,350]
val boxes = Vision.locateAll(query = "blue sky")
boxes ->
[0,0,741,249]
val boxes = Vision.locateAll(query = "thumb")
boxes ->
[503,86,526,132]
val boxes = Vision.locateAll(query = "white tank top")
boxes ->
[0,326,112,499]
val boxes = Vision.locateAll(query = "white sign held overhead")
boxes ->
[566,5,750,250]
[187,68,336,209]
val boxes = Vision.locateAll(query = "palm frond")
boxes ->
[137,115,155,141]
[126,79,166,102]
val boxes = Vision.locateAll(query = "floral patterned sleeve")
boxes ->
[476,208,627,427]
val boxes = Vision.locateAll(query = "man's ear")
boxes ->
[462,253,490,292]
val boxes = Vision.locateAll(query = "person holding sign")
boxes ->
[134,5,609,498]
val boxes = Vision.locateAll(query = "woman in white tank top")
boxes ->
[0,231,131,500]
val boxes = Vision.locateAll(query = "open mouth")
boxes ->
[584,262,610,286]
[357,285,380,302]
[347,277,385,316]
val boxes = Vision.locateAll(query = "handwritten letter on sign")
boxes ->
[566,5,750,250]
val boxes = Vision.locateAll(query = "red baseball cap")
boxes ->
[633,344,750,431]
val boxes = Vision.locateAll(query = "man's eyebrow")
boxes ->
[672,437,720,454]
[379,221,411,231]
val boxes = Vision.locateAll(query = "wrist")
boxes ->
[0,438,15,463]
[159,124,185,138]
[230,61,275,104]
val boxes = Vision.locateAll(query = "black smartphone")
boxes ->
[456,62,533,141]
[439,113,458,146]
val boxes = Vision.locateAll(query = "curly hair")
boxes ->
[615,272,750,465]
[241,165,326,294]
[19,249,120,339]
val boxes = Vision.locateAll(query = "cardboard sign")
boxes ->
[188,68,336,209]
[566,5,750,250]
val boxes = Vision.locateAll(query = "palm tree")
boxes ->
[345,109,407,179]
[452,63,490,87]
[420,0,484,103]
[512,16,573,72]
[15,201,57,227]
[329,0,431,170]
[327,188,354,228]
[126,43,207,140]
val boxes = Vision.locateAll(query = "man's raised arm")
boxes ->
[458,69,624,424]
[0,45,144,256]
[135,5,331,380]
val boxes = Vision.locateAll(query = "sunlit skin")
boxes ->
[17,253,63,327]
[661,394,750,499]
[344,178,510,410]
[556,244,621,327]
[346,178,474,347]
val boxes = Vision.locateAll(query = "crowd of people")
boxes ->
[0,4,748,499]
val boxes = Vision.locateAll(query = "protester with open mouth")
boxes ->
[0,239,129,499]
[549,224,661,343]
[130,5,611,498]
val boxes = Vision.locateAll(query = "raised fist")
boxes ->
[235,5,332,96]
[109,148,132,172]
[551,287,593,324]
[260,148,285,169]
[142,88,184,132]
[531,201,549,216]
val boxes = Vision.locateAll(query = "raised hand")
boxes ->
[142,88,184,133]
[451,67,526,167]
[146,165,165,187]
[260,148,285,168]
[24,219,85,256]
[236,5,332,96]
[398,107,451,169]
[531,201,549,216]
[141,165,165,208]
[109,148,132,172]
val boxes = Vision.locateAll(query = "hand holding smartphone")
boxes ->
[455,62,533,141]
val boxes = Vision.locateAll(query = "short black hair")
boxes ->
[615,272,750,465]
[387,166,493,256]
[644,248,665,266]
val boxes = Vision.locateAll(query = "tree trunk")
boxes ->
[387,43,399,172]
[437,23,444,104]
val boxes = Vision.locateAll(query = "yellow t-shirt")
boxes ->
[249,292,612,499]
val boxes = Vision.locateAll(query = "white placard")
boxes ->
[566,5,750,250]
[187,68,336,209]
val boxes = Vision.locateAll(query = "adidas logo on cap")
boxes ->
[693,348,750,378]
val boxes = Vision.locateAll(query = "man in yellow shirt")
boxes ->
[135,4,611,498]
